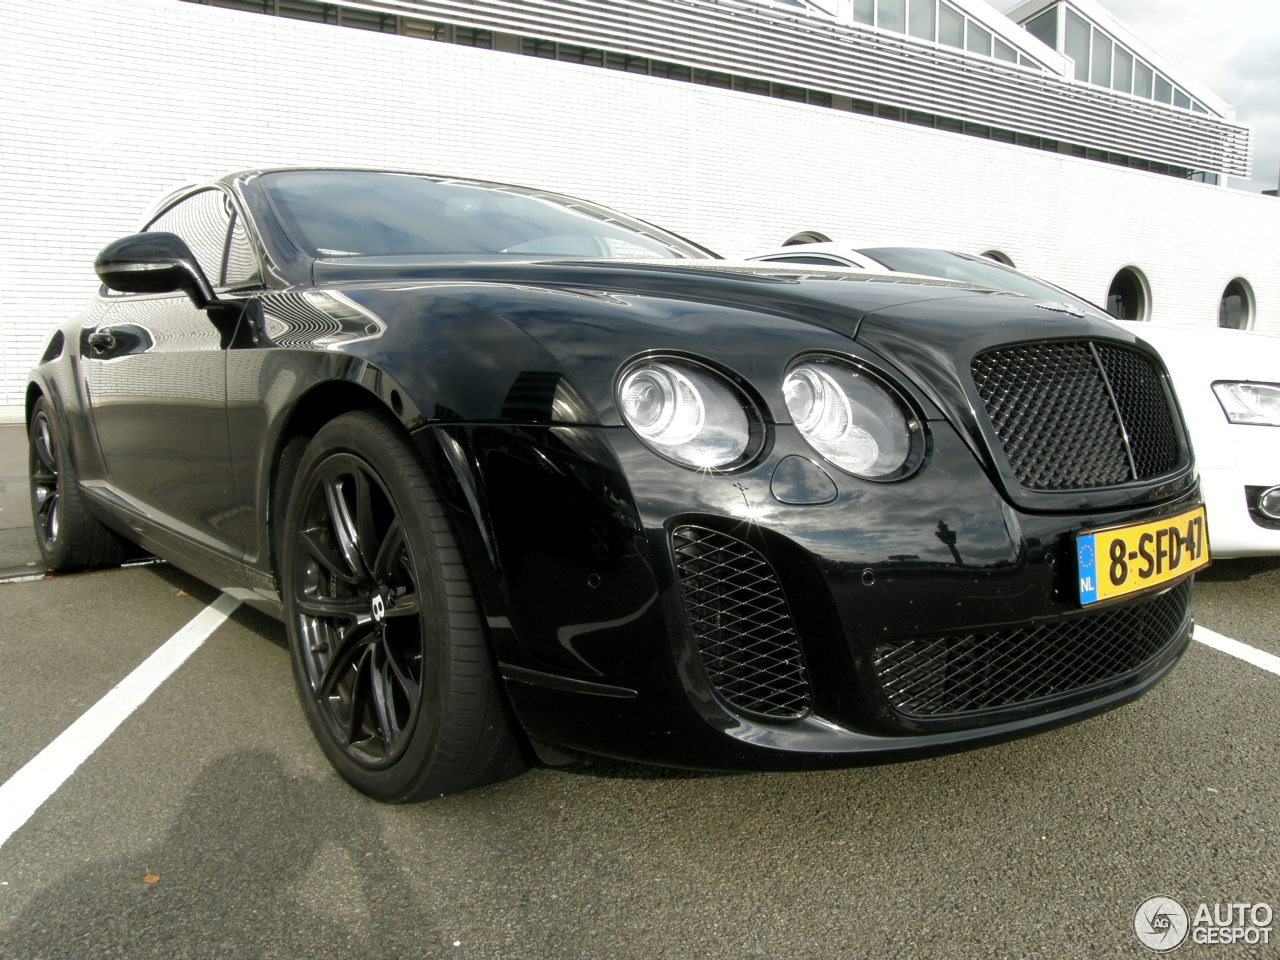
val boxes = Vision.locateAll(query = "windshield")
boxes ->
[859,248,1108,316]
[260,170,713,260]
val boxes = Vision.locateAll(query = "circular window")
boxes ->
[981,250,1015,267]
[783,231,832,246]
[1218,278,1254,329]
[1106,266,1150,321]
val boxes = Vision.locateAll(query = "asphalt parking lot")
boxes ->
[0,423,1277,959]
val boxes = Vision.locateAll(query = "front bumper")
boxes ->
[421,418,1198,771]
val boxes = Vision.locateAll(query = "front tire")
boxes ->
[28,396,131,571]
[280,411,526,801]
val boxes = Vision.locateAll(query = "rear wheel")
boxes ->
[28,396,131,571]
[280,411,526,801]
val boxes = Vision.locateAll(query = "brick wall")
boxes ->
[2,0,1277,412]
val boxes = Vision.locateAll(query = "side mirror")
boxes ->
[94,232,217,310]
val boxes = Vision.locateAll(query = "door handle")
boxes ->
[88,330,116,353]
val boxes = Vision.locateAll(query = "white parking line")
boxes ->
[1194,624,1280,678]
[0,593,240,852]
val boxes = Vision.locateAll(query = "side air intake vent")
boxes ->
[672,525,811,719]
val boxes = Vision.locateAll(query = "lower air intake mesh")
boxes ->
[672,525,811,719]
[873,580,1190,718]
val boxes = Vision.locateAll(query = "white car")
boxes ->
[749,244,1280,558]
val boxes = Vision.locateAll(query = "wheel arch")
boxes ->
[258,374,511,675]
[264,378,396,584]
[25,381,46,426]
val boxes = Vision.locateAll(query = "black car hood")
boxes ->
[311,255,992,337]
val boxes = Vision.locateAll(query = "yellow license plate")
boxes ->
[1076,506,1209,605]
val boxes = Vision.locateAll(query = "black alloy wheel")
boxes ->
[291,452,423,767]
[281,411,526,801]
[30,409,61,552]
[28,396,130,571]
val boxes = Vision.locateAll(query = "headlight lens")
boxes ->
[619,360,755,468]
[783,360,919,478]
[1212,381,1280,426]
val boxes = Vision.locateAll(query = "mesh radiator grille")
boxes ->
[971,340,1181,491]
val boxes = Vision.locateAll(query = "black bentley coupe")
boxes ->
[27,169,1208,800]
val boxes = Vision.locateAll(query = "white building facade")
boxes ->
[2,0,1276,416]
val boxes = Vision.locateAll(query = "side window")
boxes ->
[146,190,233,286]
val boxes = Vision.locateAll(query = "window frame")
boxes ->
[136,186,263,294]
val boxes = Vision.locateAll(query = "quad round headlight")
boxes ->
[618,359,756,469]
[783,359,921,479]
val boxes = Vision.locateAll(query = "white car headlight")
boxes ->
[783,359,923,479]
[618,359,756,469]
[1212,381,1280,426]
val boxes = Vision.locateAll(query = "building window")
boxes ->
[937,3,963,47]
[558,43,604,66]
[1218,279,1254,329]
[878,0,906,33]
[402,18,446,40]
[1064,9,1090,81]
[651,61,692,81]
[606,52,651,74]
[1025,8,1056,48]
[907,0,935,41]
[694,68,733,88]
[523,38,556,58]
[981,250,1014,267]
[278,1,335,23]
[454,27,491,47]
[966,23,992,56]
[1107,266,1150,321]
[1113,46,1133,93]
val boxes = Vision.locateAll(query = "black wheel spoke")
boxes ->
[368,645,398,743]
[300,528,359,585]
[35,489,56,517]
[372,518,405,582]
[352,469,380,575]
[316,619,376,699]
[323,473,369,583]
[296,595,367,619]
[33,420,58,477]
[382,636,421,701]
[343,646,375,746]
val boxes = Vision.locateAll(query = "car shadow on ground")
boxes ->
[0,752,433,959]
